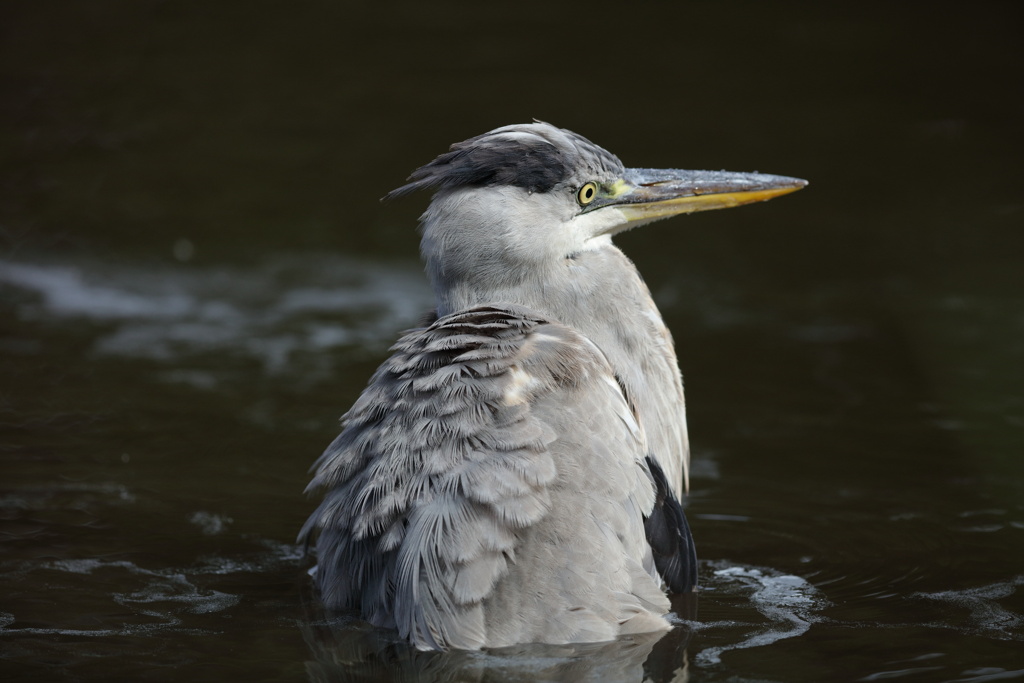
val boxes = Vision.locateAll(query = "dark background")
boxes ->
[2,2,1023,681]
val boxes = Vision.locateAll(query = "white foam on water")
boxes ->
[116,573,240,615]
[914,575,1024,641]
[0,559,225,637]
[694,563,827,667]
[0,542,303,638]
[0,254,434,379]
[193,539,305,576]
[0,261,194,320]
[189,511,234,535]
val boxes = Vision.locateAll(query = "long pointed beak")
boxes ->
[591,168,808,228]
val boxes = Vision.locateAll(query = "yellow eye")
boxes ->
[577,182,598,205]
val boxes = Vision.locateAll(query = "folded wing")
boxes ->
[300,304,673,650]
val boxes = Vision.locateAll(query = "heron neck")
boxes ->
[431,245,650,338]
[429,243,689,494]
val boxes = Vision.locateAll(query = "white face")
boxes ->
[569,203,631,251]
[422,183,630,272]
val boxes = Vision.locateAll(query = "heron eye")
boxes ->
[577,182,598,206]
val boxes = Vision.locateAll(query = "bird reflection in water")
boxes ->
[301,591,698,682]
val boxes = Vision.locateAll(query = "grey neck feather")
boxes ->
[420,202,689,494]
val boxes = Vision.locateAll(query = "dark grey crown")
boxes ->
[384,122,625,200]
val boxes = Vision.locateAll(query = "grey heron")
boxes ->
[300,122,806,651]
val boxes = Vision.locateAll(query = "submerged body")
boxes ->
[300,123,806,650]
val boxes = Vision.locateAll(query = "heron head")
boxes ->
[387,122,806,292]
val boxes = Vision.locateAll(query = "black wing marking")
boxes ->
[644,455,698,593]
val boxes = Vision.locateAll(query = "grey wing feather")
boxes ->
[300,304,668,650]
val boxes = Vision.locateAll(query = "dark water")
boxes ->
[2,2,1023,681]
